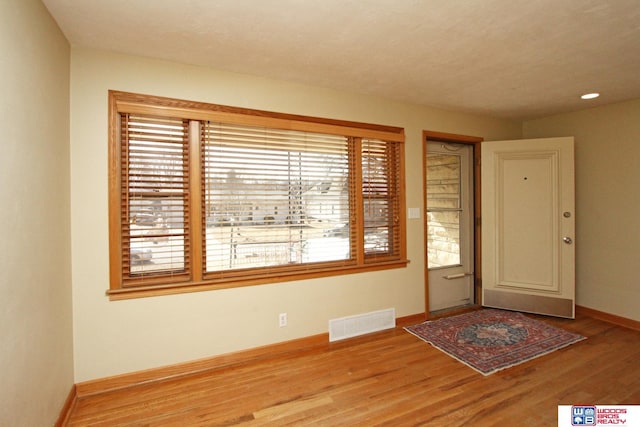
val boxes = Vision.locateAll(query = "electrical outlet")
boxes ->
[279,312,287,327]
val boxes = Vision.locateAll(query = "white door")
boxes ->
[481,137,575,318]
[426,142,474,312]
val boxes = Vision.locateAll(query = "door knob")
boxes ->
[563,237,573,244]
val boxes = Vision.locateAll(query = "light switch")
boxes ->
[408,207,420,219]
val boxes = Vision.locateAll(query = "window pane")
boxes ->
[362,139,400,257]
[426,153,461,209]
[122,114,189,280]
[427,210,460,268]
[426,153,462,268]
[202,122,351,272]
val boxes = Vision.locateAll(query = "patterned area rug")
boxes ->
[405,309,585,375]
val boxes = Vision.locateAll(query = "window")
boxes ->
[426,151,463,268]
[109,91,406,299]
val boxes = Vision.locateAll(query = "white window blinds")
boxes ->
[202,122,354,276]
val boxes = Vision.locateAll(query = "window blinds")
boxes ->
[201,121,354,275]
[120,114,191,285]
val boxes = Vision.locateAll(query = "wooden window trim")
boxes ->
[111,92,404,142]
[108,91,407,300]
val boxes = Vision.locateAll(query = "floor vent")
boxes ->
[329,308,396,342]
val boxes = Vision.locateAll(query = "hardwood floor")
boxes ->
[66,313,640,426]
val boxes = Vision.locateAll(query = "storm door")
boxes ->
[425,141,475,312]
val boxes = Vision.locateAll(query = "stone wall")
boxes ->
[426,153,461,268]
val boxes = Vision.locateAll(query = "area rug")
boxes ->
[405,309,585,375]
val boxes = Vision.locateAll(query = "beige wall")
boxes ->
[70,48,521,382]
[524,99,640,322]
[0,0,73,424]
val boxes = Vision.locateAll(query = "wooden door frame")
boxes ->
[423,131,483,319]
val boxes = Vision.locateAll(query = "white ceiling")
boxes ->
[42,0,640,120]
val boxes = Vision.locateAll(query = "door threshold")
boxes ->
[429,304,481,320]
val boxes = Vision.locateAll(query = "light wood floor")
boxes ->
[67,312,640,426]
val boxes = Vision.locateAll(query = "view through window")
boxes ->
[202,122,352,272]
[426,152,462,268]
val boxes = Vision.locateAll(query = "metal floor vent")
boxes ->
[329,308,396,342]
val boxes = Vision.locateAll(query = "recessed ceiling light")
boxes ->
[581,93,600,100]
